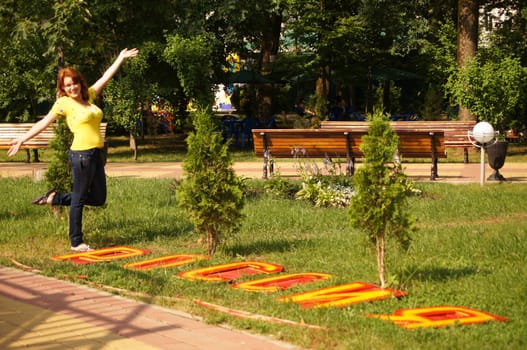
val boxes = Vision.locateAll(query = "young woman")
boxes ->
[7,48,139,252]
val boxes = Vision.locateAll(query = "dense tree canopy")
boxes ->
[1,0,525,131]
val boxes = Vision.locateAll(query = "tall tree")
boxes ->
[164,34,216,108]
[206,0,287,122]
[0,0,55,121]
[457,0,479,121]
[255,10,283,122]
[481,0,527,64]
[286,0,361,115]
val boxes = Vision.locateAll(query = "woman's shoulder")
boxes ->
[88,87,96,102]
[51,96,72,116]
[53,95,71,106]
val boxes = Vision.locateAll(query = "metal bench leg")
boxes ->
[263,150,269,179]
[430,132,438,180]
[463,148,469,163]
[347,157,355,176]
[344,131,354,176]
[25,149,31,163]
[32,149,40,162]
[430,158,438,180]
[262,150,274,179]
[324,156,332,168]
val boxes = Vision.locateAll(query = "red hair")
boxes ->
[56,68,89,101]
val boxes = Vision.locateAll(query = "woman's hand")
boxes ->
[7,139,22,157]
[6,113,57,157]
[119,48,139,60]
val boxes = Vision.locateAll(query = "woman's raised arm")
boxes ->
[91,48,139,96]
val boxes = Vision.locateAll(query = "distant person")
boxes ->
[7,48,139,252]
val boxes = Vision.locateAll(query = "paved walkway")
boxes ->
[0,160,526,350]
[1,160,526,183]
[0,267,298,350]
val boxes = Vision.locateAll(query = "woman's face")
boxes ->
[63,76,82,100]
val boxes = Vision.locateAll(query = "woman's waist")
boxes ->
[70,133,104,150]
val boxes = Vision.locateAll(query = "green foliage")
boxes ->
[104,41,180,144]
[175,109,245,255]
[446,53,527,131]
[40,0,92,61]
[421,84,445,120]
[164,34,216,107]
[483,1,527,66]
[104,53,148,133]
[0,1,55,121]
[2,0,525,129]
[45,118,72,192]
[295,159,354,208]
[422,20,458,86]
[348,108,415,287]
[373,81,401,115]
[306,94,329,126]
[104,79,142,132]
[263,174,300,199]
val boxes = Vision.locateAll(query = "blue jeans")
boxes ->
[52,148,106,247]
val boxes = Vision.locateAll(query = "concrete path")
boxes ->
[0,266,298,350]
[1,160,526,183]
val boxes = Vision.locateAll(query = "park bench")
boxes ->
[320,120,476,163]
[0,122,108,163]
[252,128,446,180]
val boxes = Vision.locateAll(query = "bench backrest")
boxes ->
[320,120,475,148]
[253,129,361,159]
[0,122,108,148]
[252,128,445,159]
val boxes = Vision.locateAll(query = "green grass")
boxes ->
[1,177,526,350]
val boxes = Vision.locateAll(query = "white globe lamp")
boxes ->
[468,121,499,186]
[471,121,496,144]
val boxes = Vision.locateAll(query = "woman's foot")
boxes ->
[70,243,93,252]
[31,188,56,205]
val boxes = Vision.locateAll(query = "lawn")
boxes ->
[1,176,526,350]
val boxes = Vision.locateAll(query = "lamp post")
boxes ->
[468,122,498,186]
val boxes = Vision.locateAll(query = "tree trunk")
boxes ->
[207,227,217,256]
[256,13,282,123]
[377,233,386,288]
[129,130,138,160]
[457,0,479,121]
[316,66,330,99]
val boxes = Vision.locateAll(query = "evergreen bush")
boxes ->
[45,118,72,192]
[348,108,415,287]
[176,109,245,255]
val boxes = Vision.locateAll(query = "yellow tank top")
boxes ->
[50,87,104,150]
